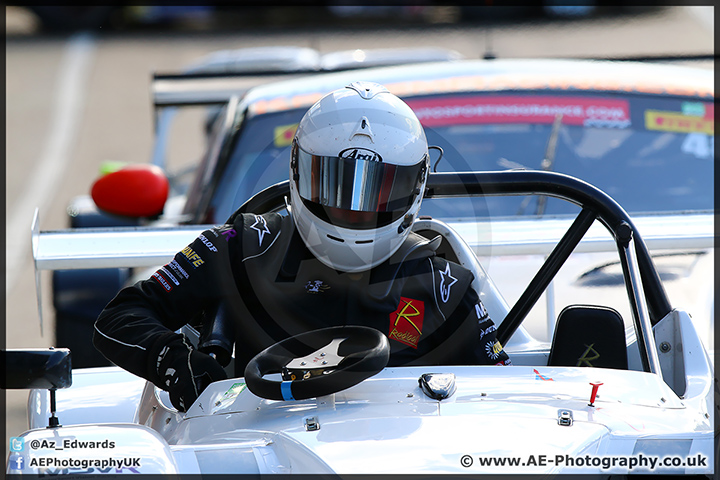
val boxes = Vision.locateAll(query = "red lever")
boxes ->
[588,382,603,407]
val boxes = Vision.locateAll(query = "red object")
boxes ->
[588,382,603,406]
[533,368,554,381]
[91,164,169,218]
[388,297,425,349]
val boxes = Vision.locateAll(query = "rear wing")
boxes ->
[151,46,463,108]
[33,212,713,272]
[152,72,314,108]
[32,221,210,272]
[449,212,714,257]
[31,209,212,334]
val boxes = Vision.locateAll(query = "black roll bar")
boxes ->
[425,170,671,346]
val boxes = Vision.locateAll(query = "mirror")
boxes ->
[91,164,169,218]
[3,348,72,389]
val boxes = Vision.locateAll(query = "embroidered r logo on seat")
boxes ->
[577,343,600,367]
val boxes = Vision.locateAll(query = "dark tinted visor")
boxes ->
[292,141,427,229]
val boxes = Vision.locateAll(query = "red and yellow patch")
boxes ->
[645,110,714,135]
[273,123,298,147]
[389,297,424,349]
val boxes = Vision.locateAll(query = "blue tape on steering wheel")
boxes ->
[280,381,295,401]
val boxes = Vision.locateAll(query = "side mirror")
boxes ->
[3,348,72,390]
[91,164,169,218]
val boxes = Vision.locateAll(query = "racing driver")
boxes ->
[93,81,511,412]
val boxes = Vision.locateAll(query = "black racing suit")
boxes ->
[93,212,511,393]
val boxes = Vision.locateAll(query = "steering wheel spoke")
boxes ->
[285,337,346,367]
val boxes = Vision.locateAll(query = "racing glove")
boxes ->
[150,334,228,412]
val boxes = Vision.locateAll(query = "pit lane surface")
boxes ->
[5,6,713,443]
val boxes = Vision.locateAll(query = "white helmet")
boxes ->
[289,81,429,273]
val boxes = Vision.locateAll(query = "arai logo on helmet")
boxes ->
[340,147,383,163]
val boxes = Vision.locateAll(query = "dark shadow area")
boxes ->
[8,5,667,39]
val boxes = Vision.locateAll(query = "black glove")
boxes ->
[152,335,228,412]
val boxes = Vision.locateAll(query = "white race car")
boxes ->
[6,170,716,476]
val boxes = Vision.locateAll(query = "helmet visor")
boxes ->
[292,141,427,230]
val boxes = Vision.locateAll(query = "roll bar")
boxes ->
[424,170,669,374]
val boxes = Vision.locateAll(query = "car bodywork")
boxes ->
[10,169,716,476]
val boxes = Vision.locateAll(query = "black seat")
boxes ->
[547,304,628,369]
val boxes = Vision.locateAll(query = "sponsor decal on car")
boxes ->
[221,382,247,401]
[407,95,631,129]
[681,101,708,117]
[644,105,714,135]
[389,297,424,348]
[274,123,298,147]
[533,368,554,381]
[681,132,714,159]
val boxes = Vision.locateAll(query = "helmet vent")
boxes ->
[350,116,374,142]
[346,81,388,99]
[326,234,345,243]
[355,239,374,244]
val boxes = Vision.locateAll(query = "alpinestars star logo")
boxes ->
[439,263,458,303]
[251,215,271,245]
[305,280,330,294]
